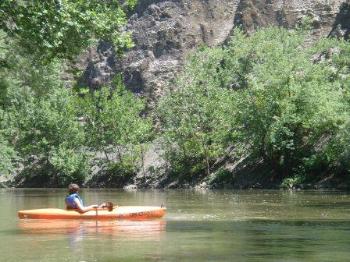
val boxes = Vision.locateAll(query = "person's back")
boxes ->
[65,186,84,210]
[65,183,100,213]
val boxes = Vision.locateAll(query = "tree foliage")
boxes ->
[76,77,152,171]
[2,79,87,185]
[0,0,135,62]
[3,2,350,188]
[0,1,152,186]
[159,27,350,182]
[158,48,237,177]
[0,128,17,176]
[225,28,348,176]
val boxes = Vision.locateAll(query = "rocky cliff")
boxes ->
[78,0,349,103]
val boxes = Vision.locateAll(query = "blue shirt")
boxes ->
[65,193,83,209]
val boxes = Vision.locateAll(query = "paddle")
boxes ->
[94,202,114,228]
[94,202,114,219]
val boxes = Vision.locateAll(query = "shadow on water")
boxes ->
[305,202,350,209]
[166,219,350,232]
[160,219,350,262]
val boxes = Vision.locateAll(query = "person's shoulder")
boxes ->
[66,193,78,198]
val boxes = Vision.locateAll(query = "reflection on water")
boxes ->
[18,219,166,239]
[18,219,167,253]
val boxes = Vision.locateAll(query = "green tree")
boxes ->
[76,78,152,176]
[225,28,348,177]
[161,27,350,183]
[0,127,17,176]
[0,32,87,184]
[158,47,237,178]
[0,1,142,186]
[0,0,136,62]
[3,84,87,185]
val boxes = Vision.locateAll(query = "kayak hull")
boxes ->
[18,206,166,220]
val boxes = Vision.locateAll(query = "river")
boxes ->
[0,189,350,261]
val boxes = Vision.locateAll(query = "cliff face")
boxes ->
[79,0,348,101]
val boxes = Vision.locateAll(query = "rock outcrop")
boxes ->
[78,0,349,103]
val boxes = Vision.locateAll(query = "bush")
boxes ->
[158,47,237,178]
[0,132,17,176]
[49,146,88,186]
[159,26,350,181]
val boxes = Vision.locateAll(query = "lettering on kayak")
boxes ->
[118,211,154,217]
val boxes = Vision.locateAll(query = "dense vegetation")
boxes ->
[0,0,149,186]
[158,28,350,188]
[0,0,136,62]
[1,1,350,188]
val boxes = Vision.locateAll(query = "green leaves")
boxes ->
[228,28,349,176]
[158,47,237,176]
[0,0,135,62]
[0,1,150,185]
[160,26,350,180]
[78,85,151,147]
[76,78,152,173]
[48,145,88,186]
[0,131,17,176]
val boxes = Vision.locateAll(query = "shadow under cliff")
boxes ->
[329,2,350,39]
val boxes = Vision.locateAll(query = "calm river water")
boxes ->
[0,189,350,261]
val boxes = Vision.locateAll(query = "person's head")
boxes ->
[68,183,80,194]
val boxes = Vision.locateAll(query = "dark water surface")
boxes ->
[1,189,350,261]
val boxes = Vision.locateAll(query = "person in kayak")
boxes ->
[65,183,106,213]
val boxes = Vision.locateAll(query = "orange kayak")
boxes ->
[18,206,166,220]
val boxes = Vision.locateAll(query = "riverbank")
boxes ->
[6,155,350,191]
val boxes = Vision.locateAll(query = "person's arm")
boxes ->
[74,198,98,213]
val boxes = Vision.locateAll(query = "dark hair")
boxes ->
[68,183,80,194]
